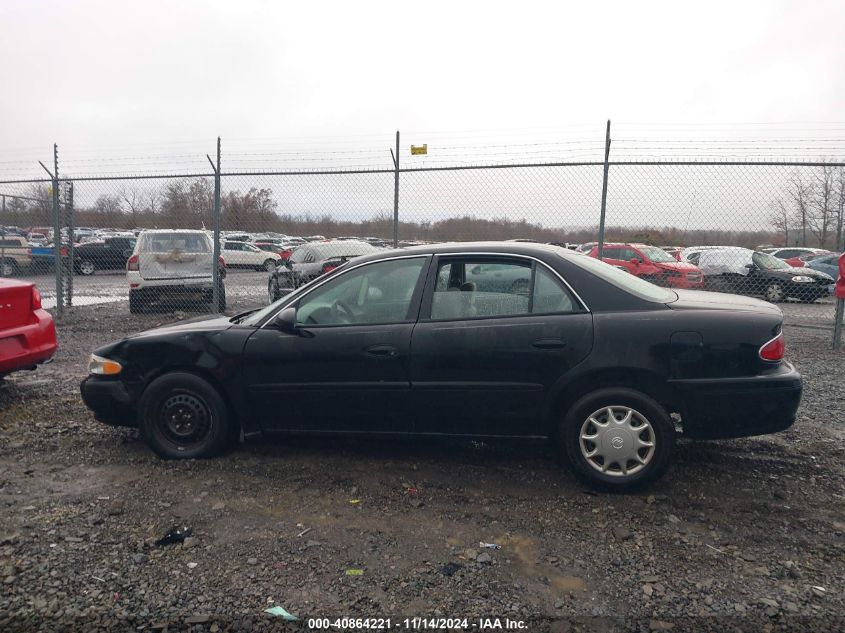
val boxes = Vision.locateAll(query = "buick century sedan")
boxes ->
[81,242,802,490]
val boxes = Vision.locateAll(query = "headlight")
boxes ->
[791,275,814,283]
[88,354,123,375]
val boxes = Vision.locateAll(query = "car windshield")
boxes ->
[238,266,349,326]
[564,251,677,303]
[141,232,209,253]
[752,251,790,270]
[639,246,677,263]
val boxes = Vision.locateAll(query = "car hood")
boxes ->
[126,315,234,339]
[654,261,700,272]
[667,289,782,315]
[766,266,833,281]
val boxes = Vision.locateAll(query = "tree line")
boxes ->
[770,165,845,251]
[0,175,825,249]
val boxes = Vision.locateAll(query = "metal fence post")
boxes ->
[65,181,74,307]
[210,137,222,314]
[39,145,63,317]
[833,299,844,350]
[597,120,611,260]
[1,195,5,273]
[391,131,400,248]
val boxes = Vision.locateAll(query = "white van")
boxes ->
[127,229,225,313]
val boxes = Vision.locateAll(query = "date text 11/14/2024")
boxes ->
[306,617,528,630]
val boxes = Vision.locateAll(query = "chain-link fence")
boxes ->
[1,144,843,340]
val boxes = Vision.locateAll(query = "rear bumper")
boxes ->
[80,376,138,427]
[0,309,57,375]
[670,362,802,439]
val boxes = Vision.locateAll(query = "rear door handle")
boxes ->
[365,344,398,357]
[532,338,567,350]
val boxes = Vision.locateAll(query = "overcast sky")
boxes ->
[2,1,843,153]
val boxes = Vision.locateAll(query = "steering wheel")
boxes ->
[332,299,355,323]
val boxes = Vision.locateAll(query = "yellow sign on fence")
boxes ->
[410,144,428,155]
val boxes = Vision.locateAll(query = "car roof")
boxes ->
[350,240,583,263]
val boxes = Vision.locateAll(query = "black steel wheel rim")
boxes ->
[158,392,211,447]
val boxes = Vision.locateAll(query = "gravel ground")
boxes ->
[0,301,843,633]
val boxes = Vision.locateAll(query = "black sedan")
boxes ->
[81,242,802,491]
[74,236,137,275]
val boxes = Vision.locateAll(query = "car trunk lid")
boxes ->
[667,289,782,315]
[0,279,34,329]
[138,233,212,281]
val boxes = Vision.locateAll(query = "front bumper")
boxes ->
[80,376,139,427]
[666,275,705,289]
[670,362,802,440]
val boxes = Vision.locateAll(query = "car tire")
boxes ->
[557,388,675,492]
[765,282,785,303]
[129,290,143,314]
[139,372,232,459]
[1,259,18,277]
[268,277,279,304]
[78,259,96,276]
[263,259,276,272]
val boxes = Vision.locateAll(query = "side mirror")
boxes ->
[630,258,640,266]
[274,306,298,333]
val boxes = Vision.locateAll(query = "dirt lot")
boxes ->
[0,301,843,632]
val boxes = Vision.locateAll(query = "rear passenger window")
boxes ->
[532,266,576,314]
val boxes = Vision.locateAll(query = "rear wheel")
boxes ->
[139,373,232,459]
[216,282,226,312]
[1,259,18,277]
[557,388,675,492]
[268,277,280,304]
[129,289,143,314]
[765,282,785,303]
[263,258,277,272]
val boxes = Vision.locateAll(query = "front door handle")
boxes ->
[365,344,398,357]
[532,338,567,350]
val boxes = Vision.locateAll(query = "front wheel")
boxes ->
[557,388,675,492]
[78,259,96,275]
[139,373,233,459]
[263,258,277,272]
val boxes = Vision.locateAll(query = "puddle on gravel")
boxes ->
[499,533,587,593]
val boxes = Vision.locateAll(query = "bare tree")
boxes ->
[119,185,143,228]
[769,198,791,246]
[786,170,811,246]
[809,164,835,248]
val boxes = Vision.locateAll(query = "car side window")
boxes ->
[430,260,531,320]
[532,266,577,314]
[295,257,426,326]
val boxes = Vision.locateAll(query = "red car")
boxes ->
[0,279,57,377]
[588,243,705,289]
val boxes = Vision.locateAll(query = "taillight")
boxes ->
[218,256,225,268]
[31,286,42,310]
[281,250,291,260]
[60,246,68,257]
[127,254,139,271]
[759,332,785,362]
